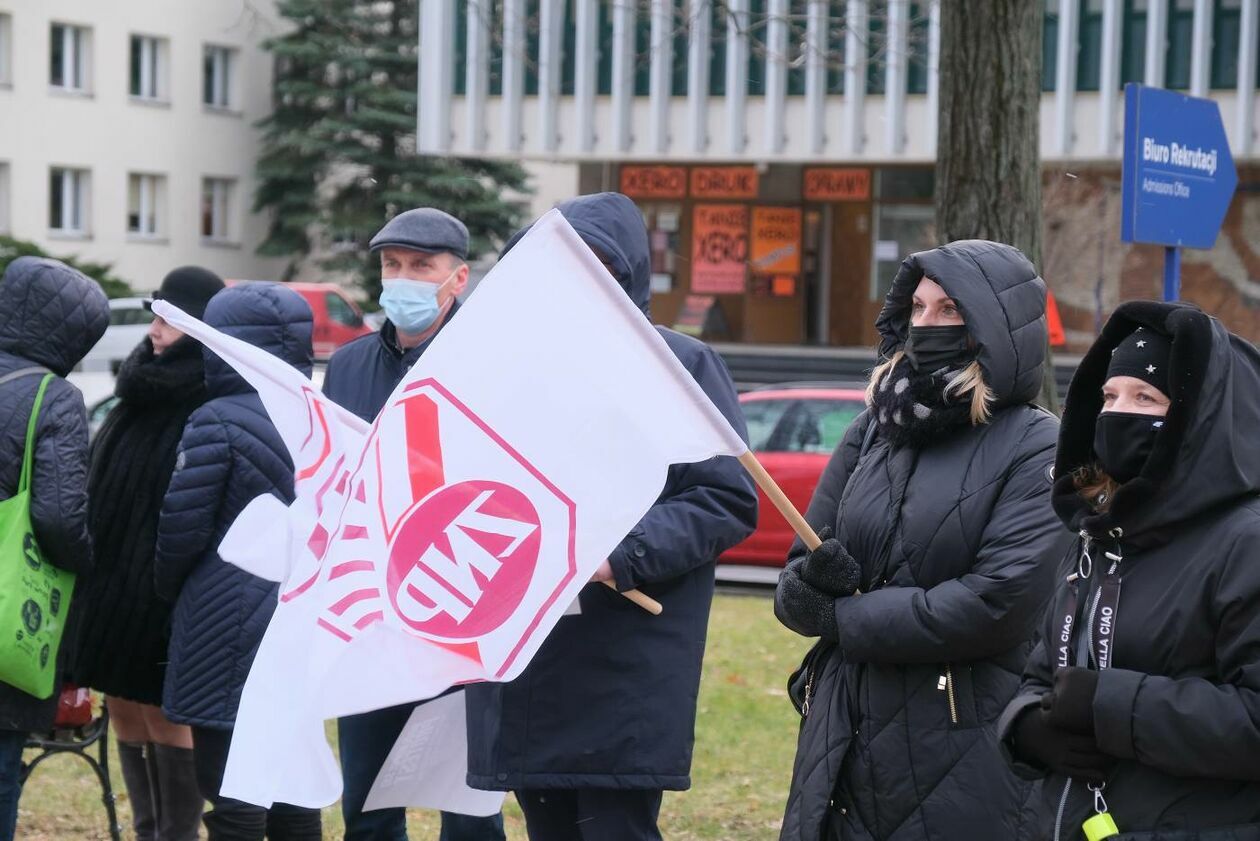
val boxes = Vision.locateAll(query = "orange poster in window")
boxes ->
[620,166,688,199]
[691,205,748,294]
[750,207,802,275]
[690,167,759,199]
[803,168,871,201]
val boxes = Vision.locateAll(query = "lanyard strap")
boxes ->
[1069,537,1123,670]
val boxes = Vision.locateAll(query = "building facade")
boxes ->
[0,0,290,292]
[418,0,1260,352]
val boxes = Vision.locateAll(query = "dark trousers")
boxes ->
[338,702,505,841]
[516,789,663,841]
[0,729,26,841]
[192,726,322,841]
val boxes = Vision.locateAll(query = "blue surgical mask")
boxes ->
[379,272,454,334]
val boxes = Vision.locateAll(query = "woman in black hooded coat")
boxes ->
[70,267,223,841]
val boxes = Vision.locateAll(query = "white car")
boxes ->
[78,298,152,374]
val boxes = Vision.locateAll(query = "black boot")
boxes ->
[152,744,204,841]
[117,741,158,841]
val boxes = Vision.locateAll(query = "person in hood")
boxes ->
[998,301,1260,839]
[324,207,506,841]
[774,241,1071,841]
[463,192,758,841]
[153,283,321,840]
[0,257,107,841]
[69,266,224,841]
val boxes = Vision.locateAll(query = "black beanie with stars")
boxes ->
[1107,326,1173,396]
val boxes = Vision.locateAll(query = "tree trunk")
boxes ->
[936,0,1059,413]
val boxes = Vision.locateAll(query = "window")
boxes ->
[871,203,935,300]
[742,399,795,451]
[108,307,154,327]
[201,177,234,241]
[49,167,90,234]
[130,35,169,100]
[127,173,166,237]
[203,45,235,108]
[1212,0,1243,89]
[0,162,9,235]
[50,23,90,91]
[0,14,12,87]
[325,293,363,327]
[1166,0,1195,89]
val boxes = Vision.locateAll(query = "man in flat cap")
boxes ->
[323,208,505,841]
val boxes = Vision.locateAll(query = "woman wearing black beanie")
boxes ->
[999,301,1260,839]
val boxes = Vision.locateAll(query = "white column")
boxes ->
[885,0,908,155]
[502,0,526,152]
[575,0,598,152]
[1145,0,1168,86]
[1098,0,1122,155]
[688,0,712,154]
[649,0,674,154]
[1239,0,1258,154]
[611,0,636,152]
[538,0,563,152]
[418,0,455,153]
[1053,0,1079,157]
[1189,0,1212,97]
[466,0,490,151]
[805,0,828,155]
[843,0,868,156]
[926,0,941,154]
[725,0,750,154]
[764,0,788,154]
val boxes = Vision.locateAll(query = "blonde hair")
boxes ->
[1072,464,1119,512]
[866,351,995,427]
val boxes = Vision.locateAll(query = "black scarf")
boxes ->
[114,336,206,406]
[869,355,974,449]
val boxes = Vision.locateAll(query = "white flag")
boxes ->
[152,208,748,809]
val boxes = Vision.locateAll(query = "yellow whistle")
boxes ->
[1082,812,1120,841]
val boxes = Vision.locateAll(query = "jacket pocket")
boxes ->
[938,663,979,727]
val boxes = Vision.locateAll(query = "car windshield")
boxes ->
[744,396,865,454]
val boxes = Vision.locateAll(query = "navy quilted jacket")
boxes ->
[155,284,313,729]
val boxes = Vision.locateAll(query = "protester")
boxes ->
[69,266,224,841]
[154,283,321,840]
[323,207,506,841]
[774,241,1070,841]
[463,192,758,841]
[999,302,1260,838]
[0,257,108,841]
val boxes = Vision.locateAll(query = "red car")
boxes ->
[720,384,867,567]
[227,281,373,360]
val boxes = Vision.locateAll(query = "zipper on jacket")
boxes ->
[937,667,959,725]
[1053,779,1072,841]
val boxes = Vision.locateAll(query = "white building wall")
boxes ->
[0,0,290,292]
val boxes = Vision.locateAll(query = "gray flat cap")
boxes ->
[369,208,469,260]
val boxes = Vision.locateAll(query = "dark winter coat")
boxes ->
[0,257,108,731]
[779,241,1071,841]
[464,192,759,792]
[998,301,1260,840]
[70,337,208,704]
[154,284,313,729]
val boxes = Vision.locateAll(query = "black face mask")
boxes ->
[1093,411,1166,484]
[904,325,972,372]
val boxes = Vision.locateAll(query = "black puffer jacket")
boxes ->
[0,257,108,730]
[465,193,758,791]
[155,284,313,729]
[999,302,1260,840]
[779,241,1071,841]
[70,337,208,704]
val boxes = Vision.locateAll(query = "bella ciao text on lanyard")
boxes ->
[1061,537,1124,671]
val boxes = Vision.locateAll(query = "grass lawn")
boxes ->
[17,592,809,839]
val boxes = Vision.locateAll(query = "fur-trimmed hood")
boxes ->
[1053,300,1260,543]
[875,240,1048,408]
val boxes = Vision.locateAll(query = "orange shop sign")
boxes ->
[620,166,688,199]
[691,167,759,199]
[691,204,748,294]
[750,207,802,275]
[803,168,871,201]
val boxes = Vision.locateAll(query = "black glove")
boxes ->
[795,526,862,597]
[1042,667,1100,735]
[1013,707,1114,785]
[774,559,838,641]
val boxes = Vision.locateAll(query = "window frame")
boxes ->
[127,172,166,238]
[0,13,12,87]
[129,33,169,101]
[49,167,90,235]
[202,44,236,110]
[200,176,235,242]
[50,22,91,93]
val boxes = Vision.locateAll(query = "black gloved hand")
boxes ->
[1013,707,1114,785]
[795,526,862,597]
[774,558,838,641]
[1042,667,1100,735]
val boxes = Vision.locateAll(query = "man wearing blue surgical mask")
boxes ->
[322,208,505,841]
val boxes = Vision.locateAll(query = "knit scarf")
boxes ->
[868,355,975,449]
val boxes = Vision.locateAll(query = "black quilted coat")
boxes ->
[0,257,108,730]
[154,283,312,729]
[778,241,1072,841]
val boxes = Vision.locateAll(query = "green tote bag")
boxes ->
[0,370,75,699]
